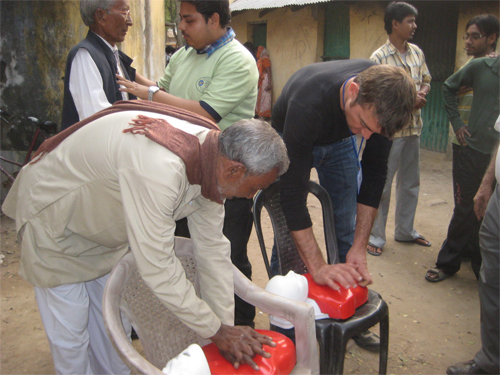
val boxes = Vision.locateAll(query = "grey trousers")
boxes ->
[370,135,421,248]
[474,184,499,374]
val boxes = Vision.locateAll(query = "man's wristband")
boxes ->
[148,86,160,101]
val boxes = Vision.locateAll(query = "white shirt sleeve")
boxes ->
[118,166,226,338]
[69,48,113,121]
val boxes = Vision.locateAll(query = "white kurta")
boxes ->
[2,110,233,338]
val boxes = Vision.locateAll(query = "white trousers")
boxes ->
[34,274,131,375]
[370,135,421,248]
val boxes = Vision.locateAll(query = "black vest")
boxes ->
[61,31,137,130]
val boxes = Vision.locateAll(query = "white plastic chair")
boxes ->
[102,236,319,375]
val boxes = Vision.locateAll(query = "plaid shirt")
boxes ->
[370,39,432,137]
[187,27,235,58]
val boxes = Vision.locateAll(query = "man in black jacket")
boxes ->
[272,60,415,350]
[61,0,136,130]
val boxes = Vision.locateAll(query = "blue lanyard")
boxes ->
[349,130,363,169]
[342,77,364,193]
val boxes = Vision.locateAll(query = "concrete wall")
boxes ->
[124,0,166,81]
[0,0,165,134]
[231,6,320,101]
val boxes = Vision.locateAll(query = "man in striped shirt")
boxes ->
[368,1,432,256]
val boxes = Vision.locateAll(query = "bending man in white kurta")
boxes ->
[2,102,289,374]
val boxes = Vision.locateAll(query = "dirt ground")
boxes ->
[1,149,483,375]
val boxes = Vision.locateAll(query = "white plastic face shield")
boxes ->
[265,271,329,329]
[265,271,309,302]
[265,271,309,328]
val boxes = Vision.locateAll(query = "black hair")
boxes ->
[243,41,257,59]
[165,45,177,54]
[384,1,418,35]
[184,1,231,28]
[466,14,499,50]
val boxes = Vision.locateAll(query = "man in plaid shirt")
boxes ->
[367,1,432,256]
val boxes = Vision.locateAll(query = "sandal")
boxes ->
[396,234,431,247]
[425,268,450,282]
[367,243,383,256]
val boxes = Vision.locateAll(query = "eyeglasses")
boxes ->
[462,33,485,41]
[107,9,132,20]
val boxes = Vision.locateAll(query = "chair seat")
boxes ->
[315,289,387,334]
[202,330,296,375]
[314,289,389,374]
[303,273,368,320]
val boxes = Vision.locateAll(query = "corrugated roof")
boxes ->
[230,0,331,12]
[230,0,488,11]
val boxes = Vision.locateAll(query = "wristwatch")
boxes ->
[148,86,160,101]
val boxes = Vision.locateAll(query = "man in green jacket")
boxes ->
[426,55,499,283]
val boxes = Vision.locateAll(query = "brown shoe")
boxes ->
[446,360,488,374]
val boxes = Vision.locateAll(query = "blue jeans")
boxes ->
[312,137,358,263]
[271,137,358,274]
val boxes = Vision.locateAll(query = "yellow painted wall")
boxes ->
[455,2,499,71]
[232,1,499,88]
[349,2,386,59]
[123,0,166,81]
[231,7,320,100]
[231,2,387,100]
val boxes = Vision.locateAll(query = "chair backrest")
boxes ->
[103,237,209,375]
[253,180,339,279]
[103,236,320,375]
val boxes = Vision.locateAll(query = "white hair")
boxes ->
[80,0,117,26]
[219,119,289,176]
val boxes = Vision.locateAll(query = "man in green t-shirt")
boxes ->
[118,0,259,327]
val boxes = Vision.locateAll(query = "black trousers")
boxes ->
[224,197,255,327]
[175,197,255,326]
[436,144,491,278]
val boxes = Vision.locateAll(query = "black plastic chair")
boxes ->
[253,180,389,375]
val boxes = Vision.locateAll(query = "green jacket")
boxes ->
[443,56,499,154]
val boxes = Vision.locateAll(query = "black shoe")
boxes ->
[352,330,380,352]
[447,360,488,374]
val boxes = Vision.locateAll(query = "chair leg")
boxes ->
[379,313,390,375]
[331,331,347,375]
[316,326,332,375]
